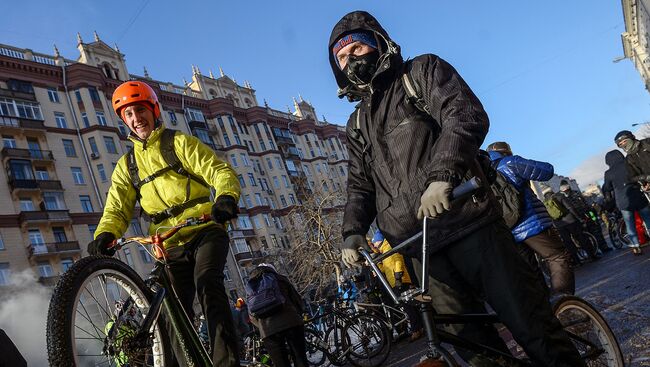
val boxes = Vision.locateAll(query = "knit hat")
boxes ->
[614,130,635,144]
[332,31,378,66]
[371,230,384,243]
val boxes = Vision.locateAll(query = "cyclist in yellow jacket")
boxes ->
[87,81,241,366]
[370,230,423,342]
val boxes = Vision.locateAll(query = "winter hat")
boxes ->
[614,130,635,144]
[371,230,384,243]
[560,179,569,186]
[332,31,378,66]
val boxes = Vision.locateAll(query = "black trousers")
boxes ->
[556,222,598,261]
[412,221,584,367]
[263,325,309,367]
[165,227,240,367]
[522,228,575,295]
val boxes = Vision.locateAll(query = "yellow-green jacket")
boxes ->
[95,127,240,248]
[378,241,412,287]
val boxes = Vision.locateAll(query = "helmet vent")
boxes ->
[130,93,141,98]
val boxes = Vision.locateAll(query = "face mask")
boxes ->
[560,184,570,192]
[620,139,638,153]
[343,51,379,86]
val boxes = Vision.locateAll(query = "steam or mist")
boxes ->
[0,270,52,365]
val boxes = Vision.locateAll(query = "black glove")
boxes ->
[211,195,238,223]
[87,232,116,256]
[341,234,370,268]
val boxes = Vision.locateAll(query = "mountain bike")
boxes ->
[46,214,217,366]
[359,178,624,366]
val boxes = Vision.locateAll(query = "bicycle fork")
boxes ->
[419,302,460,367]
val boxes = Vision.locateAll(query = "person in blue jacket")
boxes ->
[487,142,575,295]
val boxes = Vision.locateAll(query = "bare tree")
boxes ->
[271,179,346,300]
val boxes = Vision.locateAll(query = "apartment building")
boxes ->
[0,32,349,301]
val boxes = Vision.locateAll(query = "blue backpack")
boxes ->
[245,271,285,318]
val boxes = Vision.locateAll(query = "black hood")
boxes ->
[328,11,403,100]
[605,149,625,167]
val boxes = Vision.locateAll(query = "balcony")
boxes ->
[19,210,71,226]
[2,148,54,162]
[30,241,81,259]
[0,87,36,101]
[0,116,46,131]
[229,229,256,238]
[234,250,265,264]
[38,275,61,287]
[188,120,208,130]
[274,135,294,145]
[9,179,63,193]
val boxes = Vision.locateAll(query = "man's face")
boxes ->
[123,104,155,140]
[336,41,375,70]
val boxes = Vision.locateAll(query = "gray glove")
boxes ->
[341,234,369,268]
[417,181,453,219]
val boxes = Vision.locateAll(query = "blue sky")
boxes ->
[3,0,648,186]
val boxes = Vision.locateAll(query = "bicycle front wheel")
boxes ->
[304,327,327,366]
[47,256,173,367]
[344,314,391,367]
[553,295,624,367]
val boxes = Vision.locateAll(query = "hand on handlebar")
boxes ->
[341,234,370,268]
[211,195,238,224]
[87,232,117,256]
[417,181,453,219]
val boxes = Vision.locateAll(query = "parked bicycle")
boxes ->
[355,287,410,341]
[46,214,216,366]
[359,178,624,366]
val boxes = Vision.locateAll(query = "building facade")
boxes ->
[621,0,650,92]
[0,33,349,301]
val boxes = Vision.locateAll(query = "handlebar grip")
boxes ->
[451,177,481,200]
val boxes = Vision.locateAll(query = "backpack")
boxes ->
[126,129,210,224]
[402,65,524,228]
[245,271,286,318]
[543,196,567,220]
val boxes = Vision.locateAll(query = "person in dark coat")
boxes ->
[603,149,650,255]
[487,142,574,295]
[553,181,600,262]
[248,264,308,367]
[615,130,650,193]
[330,11,583,367]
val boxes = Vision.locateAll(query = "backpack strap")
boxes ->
[401,61,432,116]
[160,129,210,189]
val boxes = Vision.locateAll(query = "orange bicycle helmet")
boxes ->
[112,81,161,120]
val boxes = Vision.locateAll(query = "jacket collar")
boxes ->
[128,126,165,150]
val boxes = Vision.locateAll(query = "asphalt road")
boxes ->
[379,247,650,366]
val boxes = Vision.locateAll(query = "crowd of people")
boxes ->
[80,8,650,367]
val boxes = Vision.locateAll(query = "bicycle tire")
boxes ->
[47,256,174,367]
[324,323,349,366]
[608,225,625,249]
[344,313,391,367]
[553,295,624,367]
[304,327,327,366]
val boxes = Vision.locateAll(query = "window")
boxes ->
[53,227,67,243]
[233,238,250,253]
[139,246,153,263]
[131,219,144,236]
[97,164,107,182]
[255,193,263,206]
[74,90,82,102]
[248,173,257,186]
[7,79,33,93]
[323,182,329,192]
[62,139,76,157]
[224,266,232,281]
[103,136,117,154]
[261,178,269,191]
[240,153,250,166]
[43,192,65,210]
[96,112,107,126]
[282,175,290,188]
[117,122,128,137]
[28,229,44,245]
[289,194,296,205]
[61,258,74,272]
[234,134,241,145]
[280,195,287,207]
[81,112,90,128]
[269,141,276,150]
[19,198,34,211]
[272,176,280,189]
[260,141,266,151]
[252,215,261,228]
[237,174,246,188]
[88,224,97,237]
[0,98,41,119]
[88,87,100,102]
[167,111,177,123]
[123,248,134,267]
[86,137,99,156]
[185,108,205,122]
[9,160,34,180]
[71,167,85,184]
[0,263,10,286]
[35,168,49,180]
[54,112,67,128]
[266,158,273,170]
[237,215,253,229]
[274,157,282,168]
[230,154,238,167]
[244,195,253,208]
[3,135,16,148]
[47,88,60,103]
[339,166,345,176]
[80,195,93,212]
[223,134,231,146]
[0,233,4,250]
[37,261,54,278]
[195,129,212,145]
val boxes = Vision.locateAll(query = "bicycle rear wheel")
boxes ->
[344,313,391,367]
[47,256,173,366]
[304,327,327,366]
[553,295,624,367]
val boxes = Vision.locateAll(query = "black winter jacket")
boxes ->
[603,150,648,211]
[625,138,650,183]
[553,190,589,227]
[330,11,499,254]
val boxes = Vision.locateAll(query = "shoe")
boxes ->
[632,247,643,255]
[409,329,424,342]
